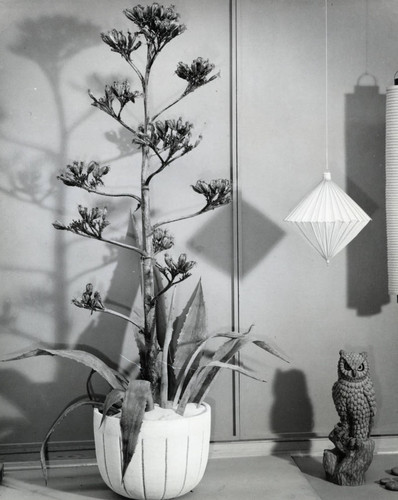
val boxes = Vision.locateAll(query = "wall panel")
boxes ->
[236,0,398,441]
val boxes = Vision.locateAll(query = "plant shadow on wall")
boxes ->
[345,76,389,316]
[270,369,315,458]
[0,15,141,443]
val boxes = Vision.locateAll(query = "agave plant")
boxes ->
[2,3,287,483]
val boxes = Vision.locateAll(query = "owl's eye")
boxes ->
[357,363,365,372]
[343,361,351,371]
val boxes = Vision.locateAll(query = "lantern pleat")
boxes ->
[285,172,371,263]
[386,85,398,295]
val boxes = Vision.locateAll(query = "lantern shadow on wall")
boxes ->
[345,75,389,316]
[187,198,285,277]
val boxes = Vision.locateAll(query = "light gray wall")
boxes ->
[0,0,397,449]
[237,0,398,440]
[0,0,233,445]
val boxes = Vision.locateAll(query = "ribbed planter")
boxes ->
[93,403,211,500]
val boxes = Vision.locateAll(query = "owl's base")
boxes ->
[323,437,375,486]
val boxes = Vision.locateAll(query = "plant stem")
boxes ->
[151,92,186,121]
[160,288,176,408]
[140,55,158,393]
[80,186,141,204]
[101,308,142,329]
[153,207,209,230]
[126,57,145,87]
[65,230,147,256]
[102,237,146,256]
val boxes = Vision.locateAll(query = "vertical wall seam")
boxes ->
[230,0,241,439]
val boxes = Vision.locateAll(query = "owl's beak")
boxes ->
[352,370,357,378]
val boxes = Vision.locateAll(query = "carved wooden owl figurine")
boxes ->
[332,350,376,441]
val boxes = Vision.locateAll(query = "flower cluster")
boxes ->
[152,227,174,253]
[72,283,104,314]
[192,179,232,209]
[158,253,195,283]
[89,80,140,118]
[124,3,185,56]
[134,118,201,162]
[176,57,219,95]
[53,205,110,239]
[57,161,110,190]
[101,29,141,59]
[112,81,141,110]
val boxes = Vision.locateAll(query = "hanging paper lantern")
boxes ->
[285,172,371,264]
[386,83,398,296]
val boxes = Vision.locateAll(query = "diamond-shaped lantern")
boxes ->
[285,172,371,264]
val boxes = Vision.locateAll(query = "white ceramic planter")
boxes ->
[93,403,211,500]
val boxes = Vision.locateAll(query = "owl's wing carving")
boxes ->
[363,379,377,418]
[332,381,347,425]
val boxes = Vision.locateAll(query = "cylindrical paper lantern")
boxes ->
[386,84,398,296]
[285,172,371,264]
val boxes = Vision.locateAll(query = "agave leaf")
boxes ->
[173,280,208,385]
[195,361,267,406]
[252,338,290,362]
[189,332,288,405]
[40,398,103,484]
[0,348,124,390]
[130,210,142,245]
[86,369,128,400]
[176,360,267,415]
[101,389,125,426]
[112,368,129,388]
[172,329,249,406]
[160,287,176,407]
[154,267,168,348]
[120,379,154,479]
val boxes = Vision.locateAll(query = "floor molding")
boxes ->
[210,435,398,459]
[2,436,398,471]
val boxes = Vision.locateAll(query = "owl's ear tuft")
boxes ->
[339,349,346,356]
[360,351,368,358]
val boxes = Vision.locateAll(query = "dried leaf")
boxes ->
[0,348,125,390]
[101,389,124,425]
[120,379,154,479]
[172,330,248,407]
[188,332,288,406]
[176,360,267,414]
[40,399,103,484]
[173,280,208,385]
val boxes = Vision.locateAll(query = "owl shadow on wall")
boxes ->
[345,76,389,316]
[270,369,316,458]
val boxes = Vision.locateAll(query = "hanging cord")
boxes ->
[365,0,369,74]
[325,0,329,172]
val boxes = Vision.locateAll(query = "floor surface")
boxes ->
[1,456,319,500]
[293,453,398,499]
[1,454,398,499]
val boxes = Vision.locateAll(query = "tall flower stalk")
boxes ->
[53,3,227,398]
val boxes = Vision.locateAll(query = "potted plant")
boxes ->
[2,3,286,499]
